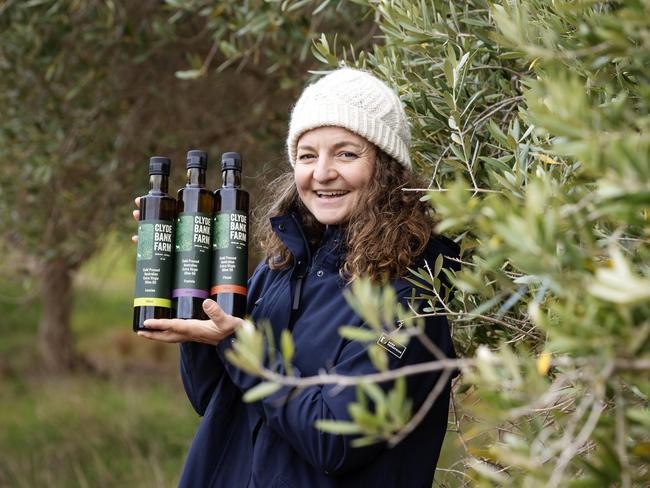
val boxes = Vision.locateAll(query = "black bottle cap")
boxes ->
[221,152,242,171]
[187,150,208,169]
[149,156,171,176]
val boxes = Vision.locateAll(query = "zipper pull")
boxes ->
[292,276,304,311]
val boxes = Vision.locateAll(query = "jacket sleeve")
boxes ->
[214,288,455,474]
[179,342,225,416]
[179,261,272,416]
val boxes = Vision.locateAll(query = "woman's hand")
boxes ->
[132,197,140,243]
[137,299,242,345]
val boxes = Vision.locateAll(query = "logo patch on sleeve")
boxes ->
[377,334,407,359]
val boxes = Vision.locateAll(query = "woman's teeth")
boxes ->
[317,191,348,198]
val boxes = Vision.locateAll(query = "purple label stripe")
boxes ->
[172,288,210,299]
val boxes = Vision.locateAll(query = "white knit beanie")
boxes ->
[287,68,412,169]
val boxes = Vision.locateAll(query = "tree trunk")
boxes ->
[38,259,77,372]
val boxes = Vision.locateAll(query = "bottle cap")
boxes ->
[149,156,171,176]
[186,150,208,169]
[221,152,242,171]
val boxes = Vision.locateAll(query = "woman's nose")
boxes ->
[312,157,336,182]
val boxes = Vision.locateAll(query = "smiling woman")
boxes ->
[136,67,460,488]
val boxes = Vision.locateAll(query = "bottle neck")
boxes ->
[222,169,241,188]
[149,174,169,194]
[186,167,206,187]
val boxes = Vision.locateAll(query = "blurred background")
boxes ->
[2,0,649,487]
[0,1,405,486]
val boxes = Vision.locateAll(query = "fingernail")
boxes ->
[203,299,219,312]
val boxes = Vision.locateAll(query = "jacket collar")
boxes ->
[270,213,345,271]
[270,213,310,274]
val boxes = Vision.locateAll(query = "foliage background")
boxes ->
[1,0,648,486]
[303,1,649,486]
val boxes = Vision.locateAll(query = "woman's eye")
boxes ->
[298,154,315,161]
[338,151,357,159]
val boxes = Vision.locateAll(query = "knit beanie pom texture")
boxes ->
[287,68,412,168]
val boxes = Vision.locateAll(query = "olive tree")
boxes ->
[224,1,650,486]
[0,0,372,371]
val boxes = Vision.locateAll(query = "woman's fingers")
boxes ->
[132,200,141,244]
[138,319,190,344]
[202,299,226,323]
[202,299,243,337]
[142,318,198,331]
[138,317,225,345]
[138,329,187,343]
[141,319,169,331]
[135,303,241,345]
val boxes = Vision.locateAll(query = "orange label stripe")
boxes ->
[210,284,247,296]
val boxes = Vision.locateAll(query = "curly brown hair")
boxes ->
[255,151,434,283]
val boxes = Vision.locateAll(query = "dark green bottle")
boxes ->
[211,152,249,318]
[173,150,214,319]
[133,156,176,332]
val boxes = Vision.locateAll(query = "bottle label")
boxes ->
[173,212,212,299]
[134,219,174,308]
[211,210,248,296]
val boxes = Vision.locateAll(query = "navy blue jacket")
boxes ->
[178,213,460,488]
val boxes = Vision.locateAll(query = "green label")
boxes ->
[173,212,212,298]
[211,210,248,296]
[134,219,174,307]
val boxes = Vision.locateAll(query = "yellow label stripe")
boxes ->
[134,297,171,308]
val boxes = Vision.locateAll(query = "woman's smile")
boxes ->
[315,190,349,198]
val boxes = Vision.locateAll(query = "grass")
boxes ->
[0,236,198,487]
[0,375,197,487]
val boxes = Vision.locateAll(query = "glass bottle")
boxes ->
[211,152,249,318]
[133,156,176,332]
[173,150,214,319]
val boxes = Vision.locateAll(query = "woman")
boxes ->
[136,68,460,487]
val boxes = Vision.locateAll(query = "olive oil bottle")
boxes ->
[211,152,249,318]
[173,150,214,319]
[133,156,176,332]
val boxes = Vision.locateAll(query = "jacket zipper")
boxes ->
[289,213,312,314]
[292,274,304,311]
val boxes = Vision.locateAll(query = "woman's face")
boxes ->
[295,126,376,226]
